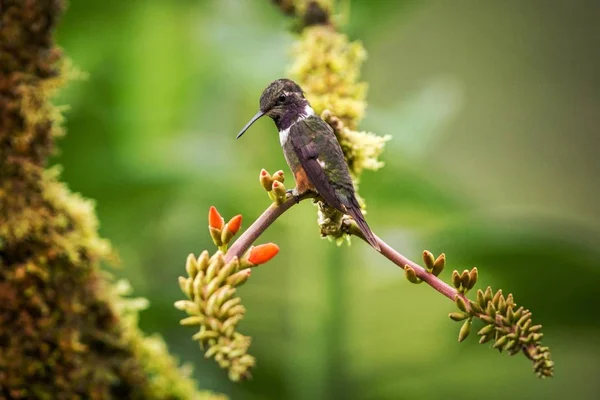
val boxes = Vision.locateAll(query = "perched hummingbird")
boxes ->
[236,78,381,251]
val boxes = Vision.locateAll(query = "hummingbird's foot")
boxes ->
[286,188,301,204]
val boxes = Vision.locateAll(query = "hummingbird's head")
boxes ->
[237,79,310,139]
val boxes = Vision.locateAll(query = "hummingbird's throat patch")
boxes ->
[278,105,316,146]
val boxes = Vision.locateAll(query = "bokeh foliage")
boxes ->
[51,0,600,399]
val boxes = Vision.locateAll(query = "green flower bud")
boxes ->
[260,169,273,191]
[467,267,478,289]
[422,250,435,271]
[455,295,468,313]
[186,254,198,279]
[180,315,205,326]
[458,318,472,342]
[477,324,495,336]
[449,312,469,321]
[451,270,461,289]
[197,250,210,271]
[476,289,486,307]
[179,276,191,299]
[174,300,200,315]
[493,335,508,349]
[404,265,421,284]
[432,253,446,276]
[460,269,470,289]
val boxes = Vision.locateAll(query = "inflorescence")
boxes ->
[404,251,554,378]
[175,205,280,381]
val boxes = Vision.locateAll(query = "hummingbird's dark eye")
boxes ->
[277,94,286,104]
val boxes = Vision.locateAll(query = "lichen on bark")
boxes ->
[0,1,223,399]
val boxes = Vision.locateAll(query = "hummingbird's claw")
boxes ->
[286,188,301,204]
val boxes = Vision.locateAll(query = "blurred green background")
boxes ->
[54,0,600,399]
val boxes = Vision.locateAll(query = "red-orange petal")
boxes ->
[208,206,224,230]
[247,243,280,265]
[260,168,269,177]
[272,181,281,188]
[227,214,243,235]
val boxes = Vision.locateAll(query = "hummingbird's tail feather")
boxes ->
[346,205,381,252]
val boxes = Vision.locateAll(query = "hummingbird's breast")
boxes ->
[277,104,318,193]
[281,130,300,171]
[277,104,315,167]
[279,126,290,147]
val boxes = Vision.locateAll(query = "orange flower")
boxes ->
[208,206,224,230]
[226,214,243,235]
[247,243,279,265]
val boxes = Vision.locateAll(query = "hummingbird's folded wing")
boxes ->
[290,117,381,251]
[289,118,346,212]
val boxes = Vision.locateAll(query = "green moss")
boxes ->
[0,1,224,398]
[285,4,390,244]
[287,21,389,186]
[289,25,368,129]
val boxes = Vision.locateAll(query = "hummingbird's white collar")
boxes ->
[279,105,315,146]
[279,127,291,146]
[303,104,315,117]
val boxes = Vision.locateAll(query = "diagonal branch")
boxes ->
[224,194,458,303]
[224,192,315,263]
[374,236,458,299]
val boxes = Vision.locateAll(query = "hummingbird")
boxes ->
[236,78,381,251]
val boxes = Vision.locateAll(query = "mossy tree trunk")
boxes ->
[0,2,222,399]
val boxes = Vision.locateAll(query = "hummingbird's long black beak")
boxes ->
[236,110,265,139]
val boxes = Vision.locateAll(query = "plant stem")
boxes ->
[224,192,315,262]
[224,188,547,359]
[224,194,461,305]
[371,235,459,301]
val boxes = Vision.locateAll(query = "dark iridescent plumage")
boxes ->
[237,78,380,251]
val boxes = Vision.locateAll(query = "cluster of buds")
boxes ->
[451,267,478,294]
[208,206,243,252]
[259,169,287,204]
[175,207,280,381]
[446,267,478,345]
[175,252,254,381]
[448,278,554,378]
[403,250,446,284]
[288,25,390,181]
[403,250,553,378]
